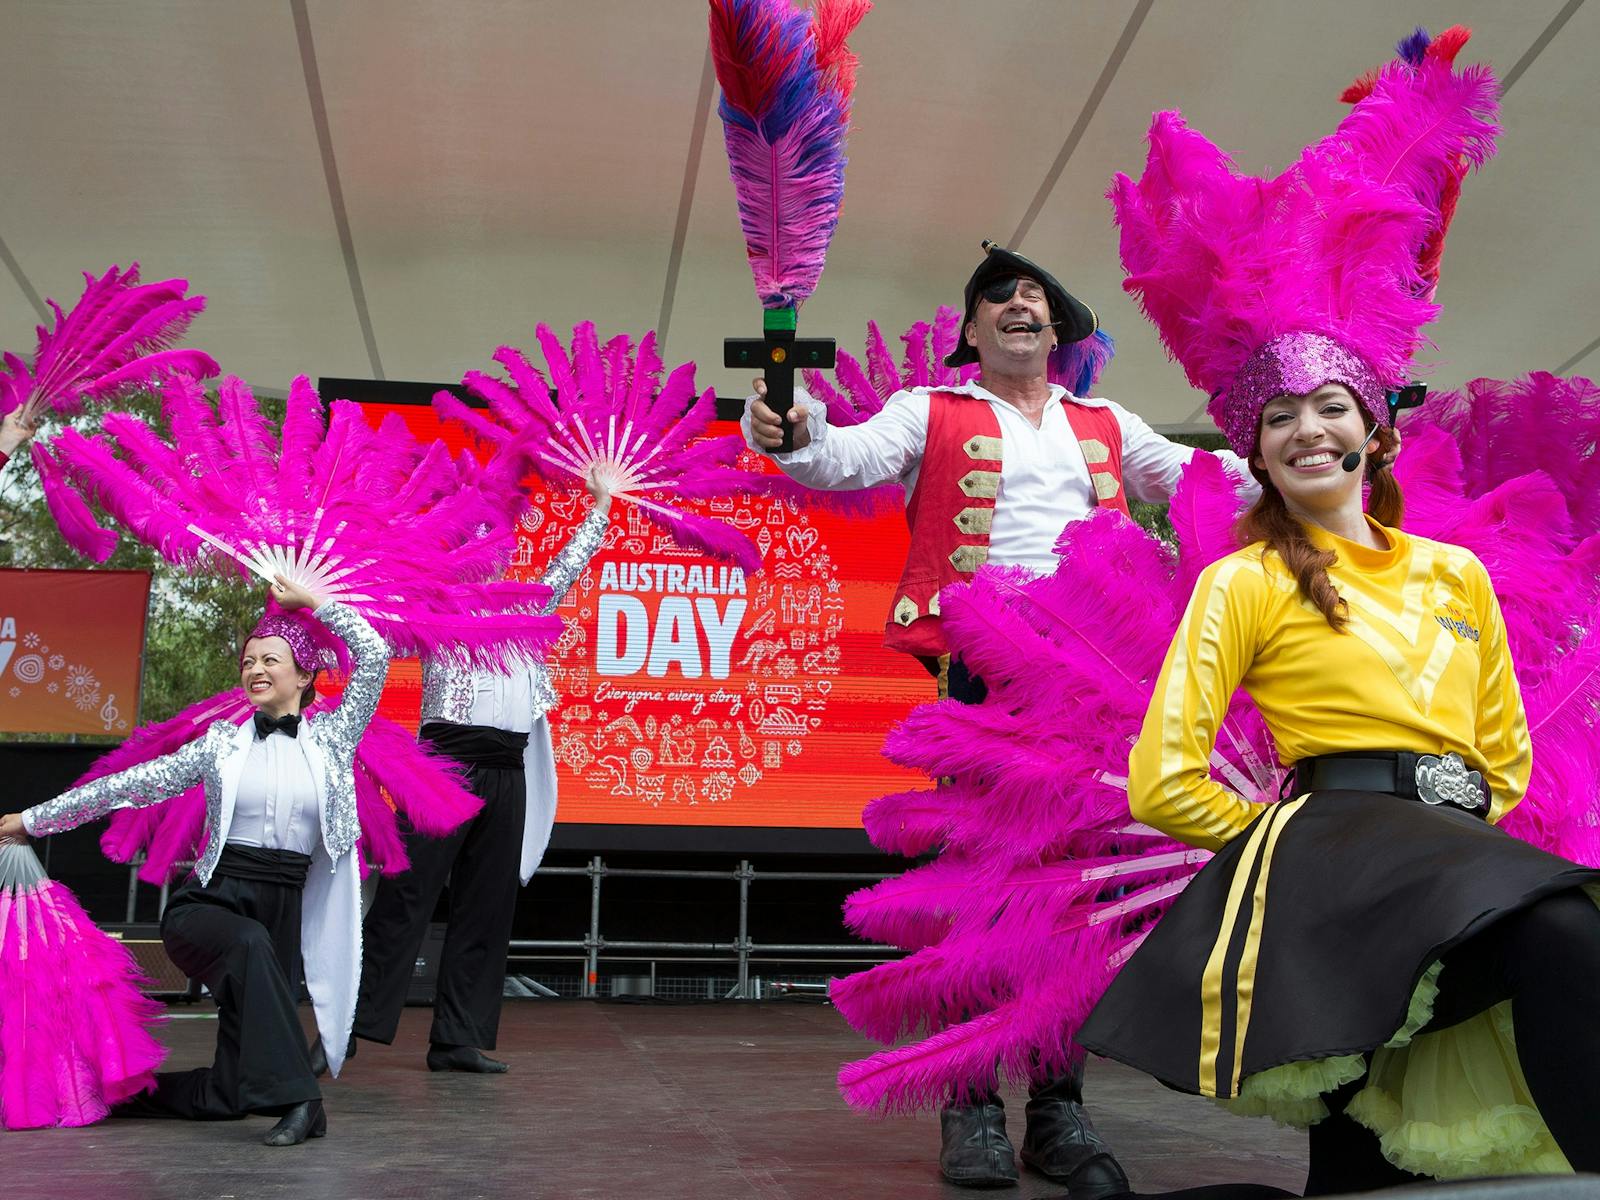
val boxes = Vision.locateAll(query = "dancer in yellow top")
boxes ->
[1076,27,1600,1193]
[1129,512,1530,850]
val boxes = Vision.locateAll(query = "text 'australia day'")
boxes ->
[595,562,748,680]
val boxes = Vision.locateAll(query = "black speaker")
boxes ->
[101,922,196,999]
[403,922,449,1005]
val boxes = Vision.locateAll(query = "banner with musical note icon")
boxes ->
[0,568,150,736]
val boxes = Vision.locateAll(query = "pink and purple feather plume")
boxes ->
[708,0,869,310]
[1111,30,1497,440]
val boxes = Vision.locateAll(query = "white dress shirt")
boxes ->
[226,728,323,855]
[460,664,539,734]
[742,382,1252,577]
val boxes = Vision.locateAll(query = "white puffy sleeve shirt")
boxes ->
[742,382,1254,576]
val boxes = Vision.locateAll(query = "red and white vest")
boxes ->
[884,391,1129,658]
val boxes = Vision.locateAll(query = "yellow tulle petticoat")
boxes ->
[1221,934,1583,1179]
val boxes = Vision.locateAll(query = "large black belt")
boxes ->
[1292,750,1491,818]
[419,721,529,769]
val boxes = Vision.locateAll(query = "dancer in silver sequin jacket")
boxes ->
[10,590,387,1099]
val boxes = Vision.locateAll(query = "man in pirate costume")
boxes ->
[746,245,1259,1193]
[1076,29,1600,1190]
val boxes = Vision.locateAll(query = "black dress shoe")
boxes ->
[426,1043,509,1074]
[263,1099,327,1147]
[939,1101,1019,1188]
[1020,1092,1129,1198]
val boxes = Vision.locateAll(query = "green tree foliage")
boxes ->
[0,391,284,741]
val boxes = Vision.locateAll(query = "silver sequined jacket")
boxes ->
[419,503,608,726]
[23,601,389,880]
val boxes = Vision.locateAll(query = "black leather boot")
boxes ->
[263,1099,327,1147]
[1020,1071,1129,1199]
[938,1100,1019,1188]
[426,1043,509,1073]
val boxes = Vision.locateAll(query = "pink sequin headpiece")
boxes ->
[1110,29,1497,456]
[1219,333,1388,456]
[242,610,334,673]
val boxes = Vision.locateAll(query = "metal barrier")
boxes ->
[510,857,901,998]
[124,854,904,1000]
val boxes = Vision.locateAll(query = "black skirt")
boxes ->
[1078,790,1598,1101]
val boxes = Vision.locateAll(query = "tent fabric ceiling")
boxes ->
[1,0,1593,430]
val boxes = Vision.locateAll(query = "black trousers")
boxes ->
[355,722,528,1051]
[155,846,320,1118]
[1305,888,1600,1192]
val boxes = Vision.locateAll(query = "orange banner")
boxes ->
[0,568,150,736]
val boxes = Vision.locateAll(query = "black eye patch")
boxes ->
[980,277,1021,305]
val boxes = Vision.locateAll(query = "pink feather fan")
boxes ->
[833,486,1283,1113]
[48,372,558,670]
[436,321,769,573]
[0,841,166,1129]
[0,264,220,563]
[93,686,484,885]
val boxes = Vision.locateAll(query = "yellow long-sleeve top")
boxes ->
[1128,518,1532,850]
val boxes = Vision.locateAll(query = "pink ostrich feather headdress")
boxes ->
[1111,26,1498,455]
[48,373,557,671]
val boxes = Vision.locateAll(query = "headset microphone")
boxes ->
[1020,320,1066,334]
[1341,424,1380,473]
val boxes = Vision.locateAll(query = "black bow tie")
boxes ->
[253,711,301,740]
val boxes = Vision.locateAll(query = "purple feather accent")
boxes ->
[1397,26,1432,65]
[1048,329,1117,396]
[709,0,867,309]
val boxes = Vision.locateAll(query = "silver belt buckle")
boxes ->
[1415,752,1488,812]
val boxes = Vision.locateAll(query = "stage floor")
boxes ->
[4,999,1308,1199]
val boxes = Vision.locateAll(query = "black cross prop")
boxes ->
[725,310,835,454]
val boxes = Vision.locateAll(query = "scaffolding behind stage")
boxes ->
[123,855,905,1001]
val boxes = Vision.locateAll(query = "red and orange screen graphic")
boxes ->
[360,403,928,830]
